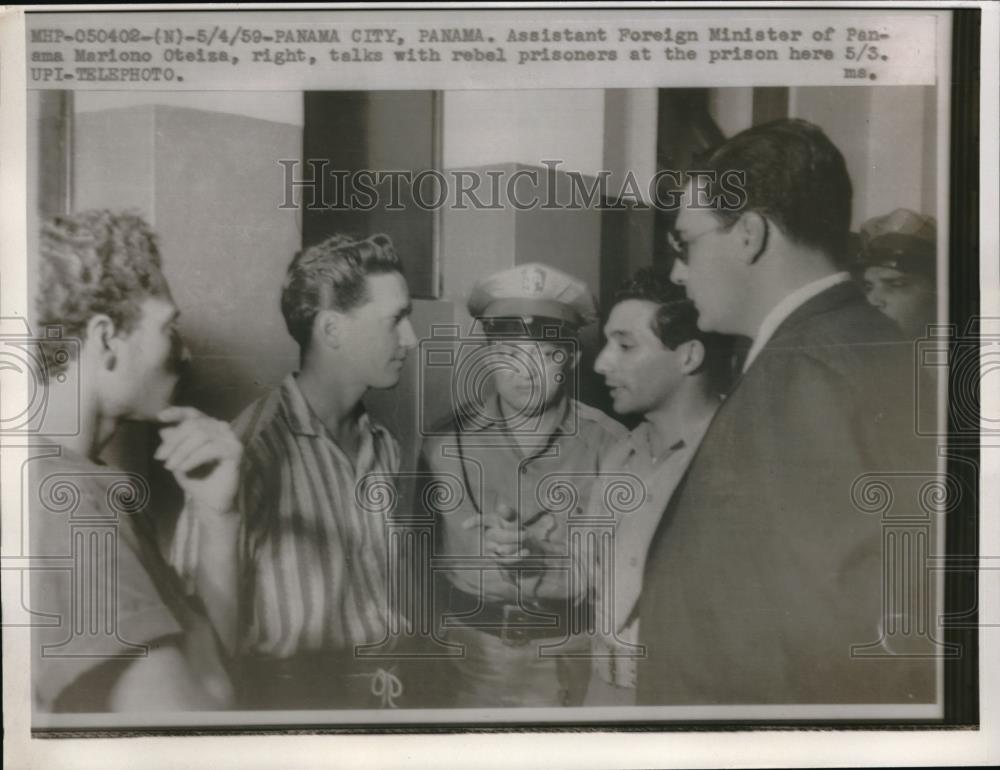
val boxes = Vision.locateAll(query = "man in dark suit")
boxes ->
[637,119,938,705]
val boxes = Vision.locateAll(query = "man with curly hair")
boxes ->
[30,210,243,713]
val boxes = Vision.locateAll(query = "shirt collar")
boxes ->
[281,373,375,439]
[626,406,718,462]
[742,272,851,372]
[553,396,575,434]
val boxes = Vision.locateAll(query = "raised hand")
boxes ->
[154,406,243,520]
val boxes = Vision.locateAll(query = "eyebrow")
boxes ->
[603,329,634,340]
[392,302,413,319]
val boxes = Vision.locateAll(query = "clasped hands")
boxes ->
[462,503,560,561]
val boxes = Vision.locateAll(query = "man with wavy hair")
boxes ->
[30,210,243,713]
[230,233,418,709]
[586,269,734,705]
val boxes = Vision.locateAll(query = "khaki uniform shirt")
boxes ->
[421,396,626,604]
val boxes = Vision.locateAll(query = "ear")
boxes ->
[736,211,768,265]
[314,309,343,350]
[85,314,118,370]
[680,339,705,375]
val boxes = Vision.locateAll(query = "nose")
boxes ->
[594,343,612,376]
[865,286,886,310]
[670,257,688,286]
[170,328,192,373]
[399,318,417,350]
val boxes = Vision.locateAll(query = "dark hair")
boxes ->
[280,233,403,349]
[695,118,852,259]
[614,267,736,394]
[36,210,171,376]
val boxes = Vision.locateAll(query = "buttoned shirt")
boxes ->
[421,396,626,604]
[235,374,401,660]
[589,410,717,690]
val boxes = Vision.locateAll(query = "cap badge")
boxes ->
[522,267,547,295]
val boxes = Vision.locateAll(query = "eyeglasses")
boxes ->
[668,216,768,265]
[667,223,726,265]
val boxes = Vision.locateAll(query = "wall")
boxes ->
[73,103,303,419]
[602,90,658,297]
[69,97,302,490]
[441,90,605,174]
[789,85,937,227]
[708,88,755,138]
[74,91,304,128]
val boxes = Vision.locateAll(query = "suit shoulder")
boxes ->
[781,292,905,350]
[767,297,913,385]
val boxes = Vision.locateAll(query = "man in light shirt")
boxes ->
[637,119,937,705]
[584,270,734,705]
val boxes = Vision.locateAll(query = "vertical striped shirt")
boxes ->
[235,374,400,659]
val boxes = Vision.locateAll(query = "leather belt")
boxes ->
[444,583,586,646]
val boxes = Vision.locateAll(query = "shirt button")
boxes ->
[521,467,528,475]
[629,557,638,567]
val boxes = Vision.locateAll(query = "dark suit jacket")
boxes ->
[636,282,938,705]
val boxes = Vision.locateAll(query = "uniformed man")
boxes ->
[856,208,938,338]
[419,263,626,708]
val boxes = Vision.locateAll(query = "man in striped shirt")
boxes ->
[235,233,417,709]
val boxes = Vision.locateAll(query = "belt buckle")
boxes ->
[499,605,532,647]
